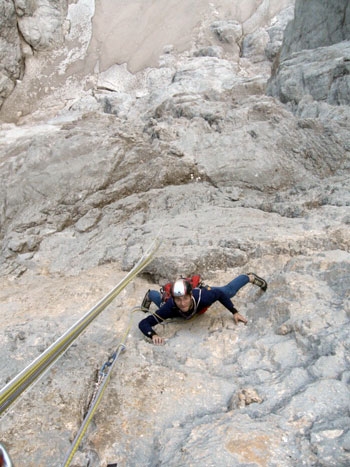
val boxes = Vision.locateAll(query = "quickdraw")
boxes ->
[0,239,160,467]
[87,344,126,416]
[62,307,142,466]
[0,239,159,418]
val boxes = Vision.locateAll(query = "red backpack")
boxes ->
[160,274,203,303]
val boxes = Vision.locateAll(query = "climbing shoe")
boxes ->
[141,290,152,311]
[248,273,267,291]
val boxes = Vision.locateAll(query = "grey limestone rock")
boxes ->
[0,1,349,466]
[267,0,350,113]
[0,0,23,105]
[280,0,350,61]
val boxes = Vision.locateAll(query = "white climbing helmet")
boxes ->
[171,279,192,297]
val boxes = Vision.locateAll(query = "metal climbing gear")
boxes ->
[0,239,160,418]
[0,443,13,467]
[62,306,142,466]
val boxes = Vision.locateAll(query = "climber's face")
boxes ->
[174,294,192,312]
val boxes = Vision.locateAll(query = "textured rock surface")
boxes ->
[280,0,350,60]
[0,0,23,106]
[267,37,350,108]
[267,0,350,111]
[0,0,350,466]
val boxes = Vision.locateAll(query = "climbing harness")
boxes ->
[0,239,160,418]
[62,306,142,467]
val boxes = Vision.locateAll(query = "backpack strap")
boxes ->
[160,282,173,304]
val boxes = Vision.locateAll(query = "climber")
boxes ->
[138,273,267,345]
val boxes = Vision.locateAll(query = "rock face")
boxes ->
[0,0,23,107]
[0,1,350,466]
[267,0,350,109]
[268,41,350,107]
[280,0,350,59]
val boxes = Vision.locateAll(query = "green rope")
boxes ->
[62,306,142,466]
[0,239,160,417]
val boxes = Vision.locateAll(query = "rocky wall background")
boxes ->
[0,0,349,466]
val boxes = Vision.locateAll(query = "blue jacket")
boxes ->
[138,287,237,339]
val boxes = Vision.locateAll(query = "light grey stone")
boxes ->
[267,42,350,106]
[267,0,350,113]
[211,20,242,45]
[0,0,23,104]
[280,0,350,60]
[0,1,349,466]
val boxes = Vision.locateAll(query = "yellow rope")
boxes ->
[0,239,160,417]
[62,306,142,466]
[63,278,204,464]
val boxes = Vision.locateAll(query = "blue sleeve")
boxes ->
[216,290,237,313]
[138,300,179,338]
[198,288,237,314]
